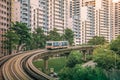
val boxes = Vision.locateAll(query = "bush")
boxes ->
[66,51,83,68]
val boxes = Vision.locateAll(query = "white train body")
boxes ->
[46,41,69,49]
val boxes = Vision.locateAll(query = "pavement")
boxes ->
[82,60,97,68]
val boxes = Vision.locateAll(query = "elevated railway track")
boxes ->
[2,49,54,80]
[0,53,23,80]
[1,46,95,80]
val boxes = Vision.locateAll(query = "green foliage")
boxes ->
[59,65,108,80]
[73,65,108,80]
[88,36,106,45]
[106,70,120,80]
[93,46,120,70]
[12,22,31,45]
[4,23,75,53]
[59,67,74,80]
[63,28,74,45]
[4,30,20,54]
[31,28,46,49]
[47,28,74,45]
[66,51,83,68]
[110,35,120,55]
[33,57,66,73]
[4,22,31,53]
[47,28,61,41]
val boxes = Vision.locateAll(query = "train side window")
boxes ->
[47,43,52,46]
[53,42,59,46]
[53,42,56,46]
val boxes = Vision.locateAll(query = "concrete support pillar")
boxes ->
[43,56,49,73]
[91,49,93,55]
[88,49,93,55]
[87,49,90,55]
[82,50,87,61]
[84,53,86,61]
[79,50,83,53]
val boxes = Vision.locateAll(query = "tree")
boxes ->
[73,65,108,80]
[59,67,74,80]
[31,28,46,49]
[4,22,32,53]
[59,65,108,80]
[63,28,74,45]
[6,22,32,52]
[88,36,106,45]
[110,35,120,55]
[47,28,61,41]
[4,30,20,54]
[12,22,31,51]
[93,46,120,70]
[66,51,83,68]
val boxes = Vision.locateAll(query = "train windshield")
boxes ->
[47,43,52,46]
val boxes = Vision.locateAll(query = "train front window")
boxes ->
[47,43,52,46]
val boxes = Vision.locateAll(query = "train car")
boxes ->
[60,41,69,48]
[46,41,69,50]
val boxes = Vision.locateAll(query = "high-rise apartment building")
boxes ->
[95,0,113,42]
[69,0,113,45]
[11,0,31,29]
[30,0,68,34]
[0,0,11,56]
[30,0,39,32]
[81,0,95,44]
[113,1,120,39]
[11,0,20,22]
[37,0,49,34]
[69,0,95,45]
[70,0,81,45]
[1,0,119,56]
[67,0,73,30]
[19,0,31,29]
[48,0,68,34]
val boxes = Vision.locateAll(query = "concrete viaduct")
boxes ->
[33,45,96,72]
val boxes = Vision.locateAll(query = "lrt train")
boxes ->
[46,41,69,49]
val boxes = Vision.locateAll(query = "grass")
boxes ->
[33,57,67,73]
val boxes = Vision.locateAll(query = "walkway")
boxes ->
[82,60,96,68]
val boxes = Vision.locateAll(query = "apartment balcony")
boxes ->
[22,10,28,14]
[22,15,29,20]
[22,20,28,24]
[23,7,28,11]
[22,0,29,5]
